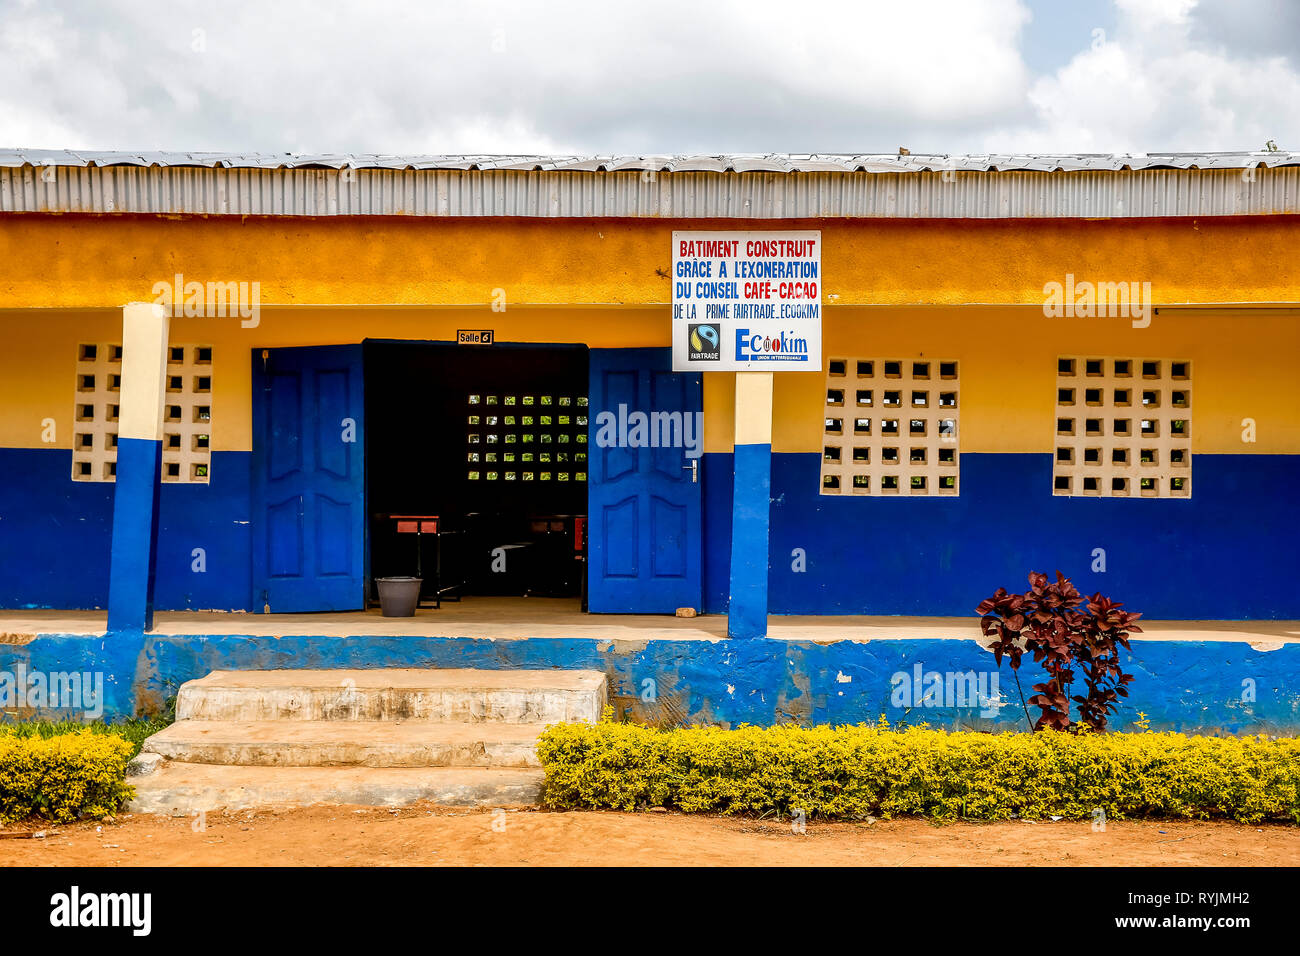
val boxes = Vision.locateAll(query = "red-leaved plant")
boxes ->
[975,571,1141,733]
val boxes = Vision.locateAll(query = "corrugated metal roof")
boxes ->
[2,148,1297,172]
[1,149,1297,219]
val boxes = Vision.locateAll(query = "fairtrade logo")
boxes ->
[688,323,720,360]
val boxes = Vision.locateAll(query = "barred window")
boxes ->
[1052,357,1191,498]
[72,343,214,483]
[820,358,959,496]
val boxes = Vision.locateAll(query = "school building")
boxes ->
[1,149,1298,734]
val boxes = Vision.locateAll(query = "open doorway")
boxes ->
[251,343,701,615]
[363,341,589,609]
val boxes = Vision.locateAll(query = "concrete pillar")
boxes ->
[727,371,773,638]
[106,302,169,633]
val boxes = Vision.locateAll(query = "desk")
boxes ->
[526,514,584,598]
[382,514,460,609]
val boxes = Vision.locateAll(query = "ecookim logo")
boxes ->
[734,327,810,362]
[688,323,720,360]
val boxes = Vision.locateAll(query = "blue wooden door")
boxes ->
[252,345,366,612]
[587,348,702,613]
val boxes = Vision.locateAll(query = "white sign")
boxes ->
[671,230,821,372]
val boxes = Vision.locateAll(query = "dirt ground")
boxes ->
[1,806,1296,866]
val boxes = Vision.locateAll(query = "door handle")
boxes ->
[682,458,698,483]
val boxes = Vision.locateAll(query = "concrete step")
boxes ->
[141,720,545,768]
[126,763,544,813]
[175,668,607,723]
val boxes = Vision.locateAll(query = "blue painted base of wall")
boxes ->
[2,632,1296,735]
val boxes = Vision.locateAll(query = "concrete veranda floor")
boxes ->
[1,597,1297,646]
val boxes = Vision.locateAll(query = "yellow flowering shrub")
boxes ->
[537,721,1300,824]
[0,729,135,823]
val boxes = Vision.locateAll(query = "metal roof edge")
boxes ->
[2,152,1299,219]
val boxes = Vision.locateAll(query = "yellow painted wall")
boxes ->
[708,306,1299,455]
[0,306,664,451]
[4,304,1294,455]
[1,212,1296,455]
[2,213,1300,308]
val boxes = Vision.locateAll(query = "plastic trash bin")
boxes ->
[375,576,423,617]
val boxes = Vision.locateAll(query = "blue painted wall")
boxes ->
[154,451,253,612]
[2,630,1296,734]
[0,448,253,611]
[702,452,734,614]
[0,448,114,609]
[706,451,1300,619]
[2,447,1296,618]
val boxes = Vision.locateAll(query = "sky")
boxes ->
[0,0,1296,155]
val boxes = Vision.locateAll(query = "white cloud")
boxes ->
[986,0,1300,151]
[0,0,1294,155]
[0,0,1033,152]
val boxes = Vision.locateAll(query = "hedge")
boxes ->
[0,729,135,824]
[0,715,171,760]
[537,720,1300,824]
